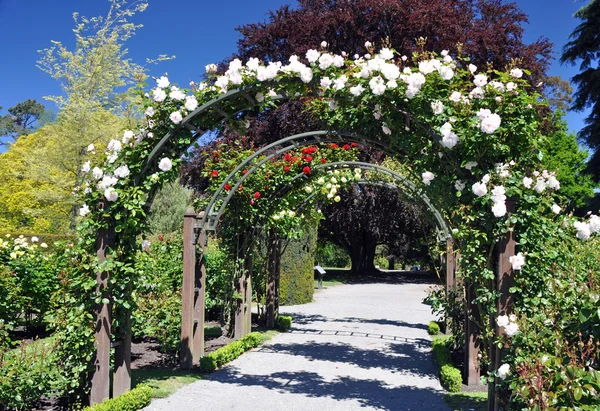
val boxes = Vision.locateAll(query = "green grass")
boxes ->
[444,392,488,411]
[132,369,202,398]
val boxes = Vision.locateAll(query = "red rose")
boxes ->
[224,183,231,191]
[351,142,358,147]
[211,170,219,178]
[303,166,311,175]
[242,169,248,175]
[254,192,261,199]
[320,158,327,164]
[343,144,350,150]
[305,155,313,162]
[284,166,290,172]
[158,235,164,241]
[250,200,255,205]
[238,185,244,192]
[284,153,292,162]
[310,147,317,154]
[213,151,220,157]
[330,143,339,149]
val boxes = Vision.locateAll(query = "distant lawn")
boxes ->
[132,369,202,398]
[444,391,488,411]
[314,267,351,289]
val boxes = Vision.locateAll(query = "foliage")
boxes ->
[277,316,292,331]
[83,385,151,411]
[428,321,441,336]
[0,99,46,144]
[432,336,463,392]
[198,332,263,373]
[316,239,350,268]
[204,325,222,338]
[539,114,596,210]
[279,222,317,306]
[561,0,600,180]
[0,338,64,411]
[146,180,192,234]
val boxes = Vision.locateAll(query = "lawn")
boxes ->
[444,391,488,411]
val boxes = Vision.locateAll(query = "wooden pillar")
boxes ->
[464,283,481,386]
[192,212,206,363]
[244,253,253,335]
[113,310,132,397]
[266,231,277,328]
[180,207,196,369]
[488,199,516,411]
[90,200,115,405]
[446,238,456,292]
[274,239,281,321]
[234,234,248,340]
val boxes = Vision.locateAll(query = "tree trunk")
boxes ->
[349,239,377,274]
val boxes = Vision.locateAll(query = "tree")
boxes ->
[0,99,46,145]
[561,0,600,179]
[319,185,432,273]
[147,180,192,234]
[543,76,573,113]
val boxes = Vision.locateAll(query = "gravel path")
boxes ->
[145,273,449,411]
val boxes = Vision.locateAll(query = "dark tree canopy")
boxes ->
[0,99,46,145]
[319,185,433,273]
[561,0,600,180]
[235,0,552,80]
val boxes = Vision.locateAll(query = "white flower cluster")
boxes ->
[573,214,600,240]
[509,252,525,270]
[522,169,560,194]
[476,108,502,134]
[439,122,459,149]
[490,185,507,217]
[422,171,435,186]
[273,209,297,221]
[497,363,511,380]
[497,314,520,337]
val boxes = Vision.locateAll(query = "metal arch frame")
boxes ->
[267,161,451,241]
[199,130,395,230]
[136,79,458,184]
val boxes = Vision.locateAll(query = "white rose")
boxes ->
[589,214,600,233]
[547,175,560,190]
[468,64,477,73]
[472,182,487,197]
[497,364,510,380]
[79,204,90,217]
[431,100,444,115]
[320,41,328,48]
[82,161,91,173]
[422,171,435,186]
[449,91,462,102]
[350,84,365,96]
[156,76,170,88]
[504,322,520,337]
[104,187,118,202]
[473,74,488,87]
[87,144,95,152]
[510,68,523,78]
[522,177,533,188]
[169,87,186,101]
[114,165,130,179]
[480,113,501,134]
[439,66,454,80]
[142,239,151,252]
[305,49,320,63]
[107,139,122,153]
[497,315,509,328]
[534,179,546,193]
[205,64,218,74]
[92,167,103,180]
[158,157,173,172]
[551,204,562,215]
[454,180,465,191]
[185,96,198,111]
[379,48,394,60]
[574,221,591,240]
[464,161,478,171]
[492,201,507,217]
[318,53,334,69]
[152,88,166,102]
[170,111,183,124]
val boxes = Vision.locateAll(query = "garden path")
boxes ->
[144,272,449,411]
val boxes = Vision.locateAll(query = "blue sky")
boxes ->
[0,0,590,149]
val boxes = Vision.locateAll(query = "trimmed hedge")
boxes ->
[204,325,222,338]
[277,316,292,331]
[199,332,263,373]
[428,321,441,336]
[431,336,462,392]
[279,223,317,305]
[83,385,152,411]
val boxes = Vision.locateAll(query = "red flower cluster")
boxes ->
[342,144,351,150]
[158,235,164,241]
[351,142,358,147]
[284,166,291,172]
[213,151,220,157]
[320,158,327,164]
[224,183,231,191]
[303,166,311,175]
[254,192,261,199]
[330,143,339,149]
[302,146,317,155]
[242,169,248,175]
[305,155,313,162]
[211,170,219,178]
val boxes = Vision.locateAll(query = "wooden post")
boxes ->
[464,283,481,386]
[90,200,115,405]
[234,234,248,340]
[244,253,253,335]
[274,239,281,321]
[180,207,196,369]
[113,310,132,397]
[192,212,207,363]
[266,231,277,328]
[446,238,456,292]
[488,199,516,411]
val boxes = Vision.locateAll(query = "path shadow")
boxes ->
[288,328,430,346]
[208,367,446,410]
[255,339,438,377]
[289,313,429,332]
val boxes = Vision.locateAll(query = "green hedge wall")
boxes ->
[279,223,317,306]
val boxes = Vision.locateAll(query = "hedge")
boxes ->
[431,336,462,392]
[83,385,152,411]
[279,223,317,305]
[199,332,263,373]
[277,316,292,331]
[428,321,441,336]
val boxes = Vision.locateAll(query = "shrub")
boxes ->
[204,325,222,338]
[277,316,292,331]
[0,338,65,410]
[280,224,316,305]
[440,364,462,392]
[83,385,152,411]
[199,332,263,373]
[316,240,350,268]
[431,336,452,366]
[428,321,441,336]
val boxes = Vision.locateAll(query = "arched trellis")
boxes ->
[84,51,535,411]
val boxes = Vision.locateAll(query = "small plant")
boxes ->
[204,325,222,338]
[198,332,263,373]
[277,316,292,331]
[428,321,441,336]
[431,336,462,392]
[83,385,152,411]
[440,364,462,392]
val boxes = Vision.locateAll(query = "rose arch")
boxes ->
[68,46,570,409]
